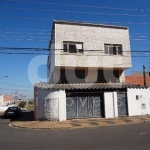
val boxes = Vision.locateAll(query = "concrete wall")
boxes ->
[50,67,125,84]
[55,23,131,68]
[0,95,12,106]
[34,87,150,121]
[0,95,3,106]
[104,88,150,118]
[127,88,150,116]
[3,95,12,102]
[35,88,66,121]
[48,30,56,83]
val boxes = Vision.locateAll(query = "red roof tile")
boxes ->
[125,76,150,86]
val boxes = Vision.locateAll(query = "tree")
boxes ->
[18,101,26,108]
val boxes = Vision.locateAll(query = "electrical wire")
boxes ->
[2,6,150,17]
[1,47,150,53]
[1,16,150,25]
[0,47,147,52]
[0,88,32,91]
[0,81,32,88]
[0,28,50,31]
[4,0,150,12]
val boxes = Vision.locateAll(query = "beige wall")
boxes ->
[48,22,132,83]
[54,23,131,68]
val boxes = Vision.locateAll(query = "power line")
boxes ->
[0,81,32,88]
[0,34,150,39]
[4,0,150,12]
[0,88,33,91]
[1,30,150,38]
[0,66,14,94]
[0,47,49,50]
[0,52,48,55]
[0,51,149,57]
[0,31,50,35]
[1,37,150,42]
[1,16,150,25]
[1,28,150,36]
[0,88,7,95]
[0,35,50,39]
[0,27,50,32]
[0,47,146,52]
[2,6,150,17]
[0,38,49,41]
[2,47,150,53]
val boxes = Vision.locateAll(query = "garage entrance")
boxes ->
[66,93,104,119]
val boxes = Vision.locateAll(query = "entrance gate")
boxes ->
[66,93,104,119]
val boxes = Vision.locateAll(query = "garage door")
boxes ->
[66,93,104,119]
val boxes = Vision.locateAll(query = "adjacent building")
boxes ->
[0,94,12,106]
[126,71,150,86]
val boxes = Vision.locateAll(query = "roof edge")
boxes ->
[53,20,128,29]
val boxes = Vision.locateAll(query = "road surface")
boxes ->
[0,112,150,150]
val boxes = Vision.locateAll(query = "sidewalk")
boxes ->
[10,115,150,130]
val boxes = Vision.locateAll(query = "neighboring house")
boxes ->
[126,71,150,86]
[34,20,150,121]
[0,94,12,106]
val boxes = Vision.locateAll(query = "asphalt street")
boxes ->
[0,112,150,150]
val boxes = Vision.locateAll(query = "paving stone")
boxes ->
[122,120,132,123]
[70,123,81,127]
[89,122,99,126]
[104,121,116,124]
[138,118,148,120]
[87,119,103,122]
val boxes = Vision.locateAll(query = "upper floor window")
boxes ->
[63,42,83,53]
[104,44,123,55]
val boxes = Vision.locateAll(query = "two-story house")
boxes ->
[34,20,150,121]
[47,20,131,84]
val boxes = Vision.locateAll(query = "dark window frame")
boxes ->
[104,44,123,55]
[63,41,84,53]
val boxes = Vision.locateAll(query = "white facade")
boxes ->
[35,89,66,121]
[127,88,150,116]
[35,87,150,121]
[0,95,3,105]
[104,88,150,119]
[47,20,132,84]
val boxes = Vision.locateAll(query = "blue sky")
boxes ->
[1,0,150,99]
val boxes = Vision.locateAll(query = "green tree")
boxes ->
[18,101,26,108]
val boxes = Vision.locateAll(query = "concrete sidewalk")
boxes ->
[10,115,150,130]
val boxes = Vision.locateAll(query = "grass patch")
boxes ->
[26,105,34,111]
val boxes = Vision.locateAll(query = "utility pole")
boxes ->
[143,65,146,86]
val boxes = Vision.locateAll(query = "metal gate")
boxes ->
[117,92,128,116]
[66,93,104,119]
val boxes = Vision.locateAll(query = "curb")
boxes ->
[9,119,150,130]
[10,123,73,130]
